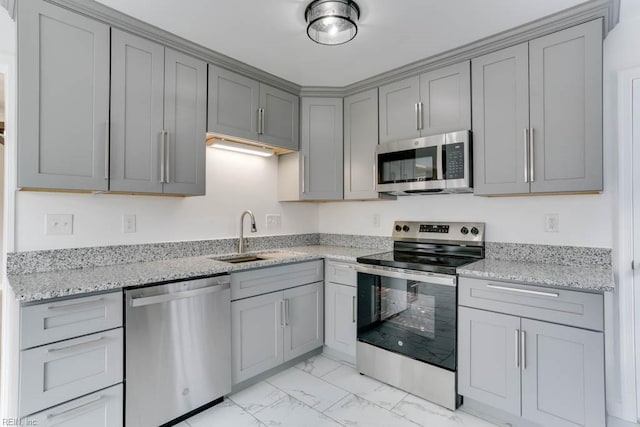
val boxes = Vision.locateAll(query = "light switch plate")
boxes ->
[266,214,282,230]
[123,214,136,233]
[544,213,560,232]
[46,214,73,235]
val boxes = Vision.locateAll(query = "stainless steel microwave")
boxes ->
[375,130,472,195]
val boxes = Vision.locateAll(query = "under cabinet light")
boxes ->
[209,140,274,157]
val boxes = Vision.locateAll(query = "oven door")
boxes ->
[376,135,445,193]
[356,264,457,371]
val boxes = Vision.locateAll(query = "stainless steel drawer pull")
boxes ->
[520,330,526,369]
[130,284,230,307]
[486,284,559,298]
[330,262,355,270]
[48,336,105,353]
[514,329,520,368]
[48,297,105,311]
[47,395,106,420]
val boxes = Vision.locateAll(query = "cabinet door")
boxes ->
[458,307,521,416]
[301,97,343,200]
[344,88,379,200]
[529,19,603,193]
[284,282,324,361]
[259,84,299,150]
[110,29,165,193]
[324,282,356,358]
[27,384,123,427]
[379,76,421,143]
[208,64,260,141]
[521,319,605,427]
[419,61,471,136]
[472,44,531,195]
[231,292,284,384]
[163,49,207,195]
[17,0,109,191]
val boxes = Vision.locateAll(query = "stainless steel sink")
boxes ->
[210,251,297,264]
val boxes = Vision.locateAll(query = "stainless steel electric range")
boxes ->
[355,221,485,410]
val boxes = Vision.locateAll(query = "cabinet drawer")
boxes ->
[24,383,123,427]
[20,328,123,417]
[458,277,603,331]
[325,261,357,287]
[231,260,323,300]
[21,291,123,350]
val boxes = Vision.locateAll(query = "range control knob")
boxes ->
[460,226,469,235]
[471,227,479,236]
[402,225,410,232]
[395,225,402,232]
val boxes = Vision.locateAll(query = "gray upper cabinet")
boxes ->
[521,318,605,427]
[344,88,382,200]
[529,19,603,193]
[419,61,471,135]
[163,48,207,195]
[301,97,343,200]
[473,19,603,195]
[378,61,471,144]
[18,0,110,191]
[208,65,299,150]
[472,43,531,195]
[379,76,421,143]
[110,30,165,194]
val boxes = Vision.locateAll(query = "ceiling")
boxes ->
[95,0,589,87]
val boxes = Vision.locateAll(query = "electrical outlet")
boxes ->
[544,213,560,232]
[123,214,136,233]
[46,214,73,235]
[373,213,381,228]
[266,214,282,230]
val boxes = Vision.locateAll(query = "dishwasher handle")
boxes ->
[130,282,230,308]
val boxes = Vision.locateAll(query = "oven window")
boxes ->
[378,146,438,184]
[357,272,457,371]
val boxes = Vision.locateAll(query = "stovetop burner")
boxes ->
[356,221,485,275]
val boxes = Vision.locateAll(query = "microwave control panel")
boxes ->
[444,142,465,179]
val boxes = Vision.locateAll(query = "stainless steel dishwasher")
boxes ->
[125,274,231,427]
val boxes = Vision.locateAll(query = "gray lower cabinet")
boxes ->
[473,19,603,195]
[208,65,299,151]
[324,281,357,358]
[458,277,605,427]
[378,61,471,143]
[344,88,390,200]
[283,282,324,361]
[278,97,343,201]
[17,0,110,191]
[25,384,123,427]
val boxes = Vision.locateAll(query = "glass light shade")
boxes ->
[305,0,360,45]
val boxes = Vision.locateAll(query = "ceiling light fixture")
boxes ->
[209,140,274,157]
[305,0,360,46]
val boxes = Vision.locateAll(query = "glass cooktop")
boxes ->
[356,250,479,275]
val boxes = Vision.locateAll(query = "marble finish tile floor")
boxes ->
[181,354,501,427]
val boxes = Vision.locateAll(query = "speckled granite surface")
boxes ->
[7,234,320,275]
[319,234,392,251]
[458,259,614,292]
[9,246,383,303]
[485,242,612,267]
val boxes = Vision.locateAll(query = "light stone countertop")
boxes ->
[457,258,615,292]
[9,245,382,303]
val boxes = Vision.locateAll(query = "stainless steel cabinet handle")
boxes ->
[160,130,166,183]
[330,262,355,270]
[486,284,559,298]
[164,131,170,184]
[104,121,110,180]
[280,300,285,328]
[520,330,526,369]
[418,102,424,130]
[515,329,520,368]
[48,297,105,311]
[415,103,420,130]
[130,284,230,308]
[261,108,266,134]
[301,155,306,194]
[47,395,106,420]
[352,296,356,323]
[257,109,262,135]
[285,298,290,327]
[529,128,534,182]
[48,336,105,353]
[523,128,529,183]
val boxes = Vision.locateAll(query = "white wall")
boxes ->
[15,149,318,251]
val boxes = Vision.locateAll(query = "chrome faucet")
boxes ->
[238,210,257,253]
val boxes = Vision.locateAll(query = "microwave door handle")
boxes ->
[437,144,444,180]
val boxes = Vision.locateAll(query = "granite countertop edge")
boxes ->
[457,259,615,293]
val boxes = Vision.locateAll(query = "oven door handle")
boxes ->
[355,264,456,287]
